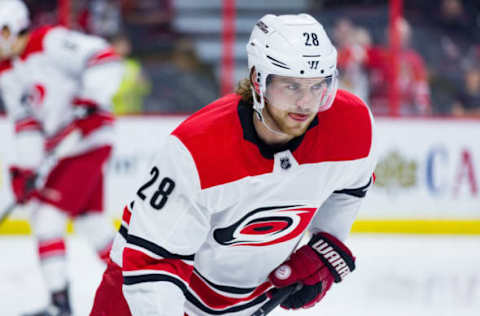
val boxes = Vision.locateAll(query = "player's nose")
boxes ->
[295,91,315,111]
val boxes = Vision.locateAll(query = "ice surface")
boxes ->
[1,234,479,316]
[0,237,105,316]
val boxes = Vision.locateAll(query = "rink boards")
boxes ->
[0,115,479,234]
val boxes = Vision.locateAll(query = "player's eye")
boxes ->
[286,83,299,90]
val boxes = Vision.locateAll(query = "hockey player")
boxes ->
[91,13,376,316]
[0,1,124,315]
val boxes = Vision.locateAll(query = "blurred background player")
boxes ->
[364,18,431,116]
[334,17,431,116]
[90,13,376,316]
[0,0,124,315]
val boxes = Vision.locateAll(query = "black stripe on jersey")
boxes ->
[124,273,180,286]
[127,234,195,261]
[194,268,257,295]
[119,225,128,241]
[185,291,268,315]
[333,177,373,198]
[124,273,268,314]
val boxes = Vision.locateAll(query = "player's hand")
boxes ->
[9,166,37,204]
[268,232,356,309]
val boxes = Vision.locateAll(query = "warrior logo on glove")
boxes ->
[311,237,353,280]
[268,232,356,310]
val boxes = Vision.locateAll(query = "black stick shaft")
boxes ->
[251,284,299,316]
[0,203,16,225]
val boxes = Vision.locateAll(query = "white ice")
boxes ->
[1,234,479,316]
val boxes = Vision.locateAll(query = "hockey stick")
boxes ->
[0,203,17,224]
[251,283,301,316]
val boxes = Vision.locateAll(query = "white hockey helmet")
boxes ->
[247,14,338,117]
[0,0,30,55]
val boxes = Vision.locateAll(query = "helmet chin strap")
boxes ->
[250,86,290,138]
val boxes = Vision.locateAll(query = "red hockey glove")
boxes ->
[268,232,356,309]
[9,166,37,204]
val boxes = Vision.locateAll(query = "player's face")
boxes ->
[0,27,26,59]
[0,27,12,59]
[263,75,333,137]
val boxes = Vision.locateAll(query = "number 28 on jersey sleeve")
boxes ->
[137,166,176,210]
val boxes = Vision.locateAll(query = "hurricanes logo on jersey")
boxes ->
[213,205,317,247]
[21,83,46,110]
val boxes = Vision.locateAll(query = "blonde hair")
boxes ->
[235,78,254,104]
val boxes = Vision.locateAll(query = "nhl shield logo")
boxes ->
[280,157,291,170]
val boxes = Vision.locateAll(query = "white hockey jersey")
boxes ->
[0,26,124,168]
[112,91,377,316]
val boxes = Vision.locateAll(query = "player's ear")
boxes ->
[250,67,263,96]
[249,67,257,85]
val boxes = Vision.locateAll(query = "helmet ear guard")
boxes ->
[252,74,261,95]
[246,14,338,117]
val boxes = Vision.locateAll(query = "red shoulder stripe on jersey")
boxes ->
[293,89,373,164]
[189,271,271,309]
[172,94,273,190]
[20,26,56,61]
[0,59,13,75]
[87,47,120,67]
[15,117,42,133]
[173,91,372,190]
[122,248,194,284]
